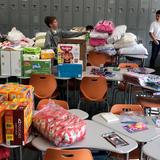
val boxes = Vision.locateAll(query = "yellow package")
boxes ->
[41,49,55,59]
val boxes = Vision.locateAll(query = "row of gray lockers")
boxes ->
[0,0,159,48]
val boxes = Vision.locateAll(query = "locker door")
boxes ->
[84,0,94,26]
[9,0,19,27]
[150,0,160,22]
[106,0,116,23]
[40,0,50,28]
[0,0,9,25]
[137,30,147,47]
[62,0,73,29]
[30,26,40,37]
[116,0,127,25]
[95,0,105,24]
[138,0,149,30]
[51,0,62,27]
[73,0,83,26]
[127,0,138,29]
[1,51,11,76]
[0,25,10,34]
[30,0,40,25]
[19,0,30,26]
[19,26,30,37]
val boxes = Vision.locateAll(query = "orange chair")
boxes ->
[44,148,93,160]
[78,77,109,111]
[112,63,139,104]
[29,74,58,99]
[118,63,139,69]
[87,51,116,67]
[111,104,143,115]
[37,99,69,110]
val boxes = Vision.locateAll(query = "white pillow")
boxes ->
[119,43,148,55]
[90,30,109,39]
[114,33,137,49]
[107,25,127,44]
[34,39,45,48]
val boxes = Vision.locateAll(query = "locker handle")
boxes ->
[119,7,123,13]
[43,5,47,9]
[152,8,156,13]
[108,8,112,13]
[75,6,80,11]
[97,7,101,12]
[141,8,145,13]
[54,5,58,10]
[11,4,16,9]
[86,6,90,11]
[0,3,5,8]
[22,4,26,8]
[65,6,69,12]
[130,8,134,13]
[33,4,37,8]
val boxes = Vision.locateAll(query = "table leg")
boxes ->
[66,79,69,103]
[19,146,23,160]
[125,153,129,160]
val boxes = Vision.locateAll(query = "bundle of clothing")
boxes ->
[34,32,46,49]
[89,20,116,56]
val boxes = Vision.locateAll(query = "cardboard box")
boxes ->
[23,60,51,77]
[5,101,32,145]
[57,62,82,78]
[0,84,34,102]
[58,44,80,64]
[0,106,7,143]
[41,49,54,59]
[0,50,23,76]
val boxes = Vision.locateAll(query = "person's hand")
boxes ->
[154,39,159,45]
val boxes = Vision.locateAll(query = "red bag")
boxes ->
[95,20,115,34]
[0,147,10,160]
[33,102,86,147]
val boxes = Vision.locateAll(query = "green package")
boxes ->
[23,47,41,55]
[23,60,51,77]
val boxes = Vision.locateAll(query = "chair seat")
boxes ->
[137,97,160,108]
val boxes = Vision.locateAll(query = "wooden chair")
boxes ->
[111,104,143,114]
[44,148,93,160]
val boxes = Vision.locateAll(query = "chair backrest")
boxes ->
[87,51,115,67]
[37,99,69,110]
[123,74,141,87]
[118,63,139,69]
[80,77,108,101]
[111,104,143,114]
[29,74,57,99]
[44,148,93,160]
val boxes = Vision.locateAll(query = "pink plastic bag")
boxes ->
[95,20,115,34]
[33,103,86,147]
[89,38,106,47]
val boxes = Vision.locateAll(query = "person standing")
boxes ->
[149,10,160,68]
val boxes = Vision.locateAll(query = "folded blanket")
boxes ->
[90,30,109,39]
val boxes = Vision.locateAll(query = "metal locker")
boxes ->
[51,0,62,27]
[19,26,30,37]
[73,0,83,26]
[30,0,40,25]
[62,0,73,29]
[19,0,30,26]
[0,0,9,25]
[127,0,139,29]
[30,26,40,37]
[94,0,105,24]
[106,0,116,23]
[137,30,147,47]
[84,0,94,26]
[138,0,149,30]
[9,0,19,27]
[40,0,50,28]
[150,0,160,22]
[116,0,127,25]
[0,25,10,34]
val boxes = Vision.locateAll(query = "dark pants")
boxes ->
[150,41,160,68]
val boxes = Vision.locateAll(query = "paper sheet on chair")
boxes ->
[101,113,119,123]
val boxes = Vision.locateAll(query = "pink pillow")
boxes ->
[95,20,115,34]
[89,38,106,47]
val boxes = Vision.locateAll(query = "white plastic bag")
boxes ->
[7,27,25,43]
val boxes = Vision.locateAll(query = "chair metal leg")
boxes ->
[78,99,81,109]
